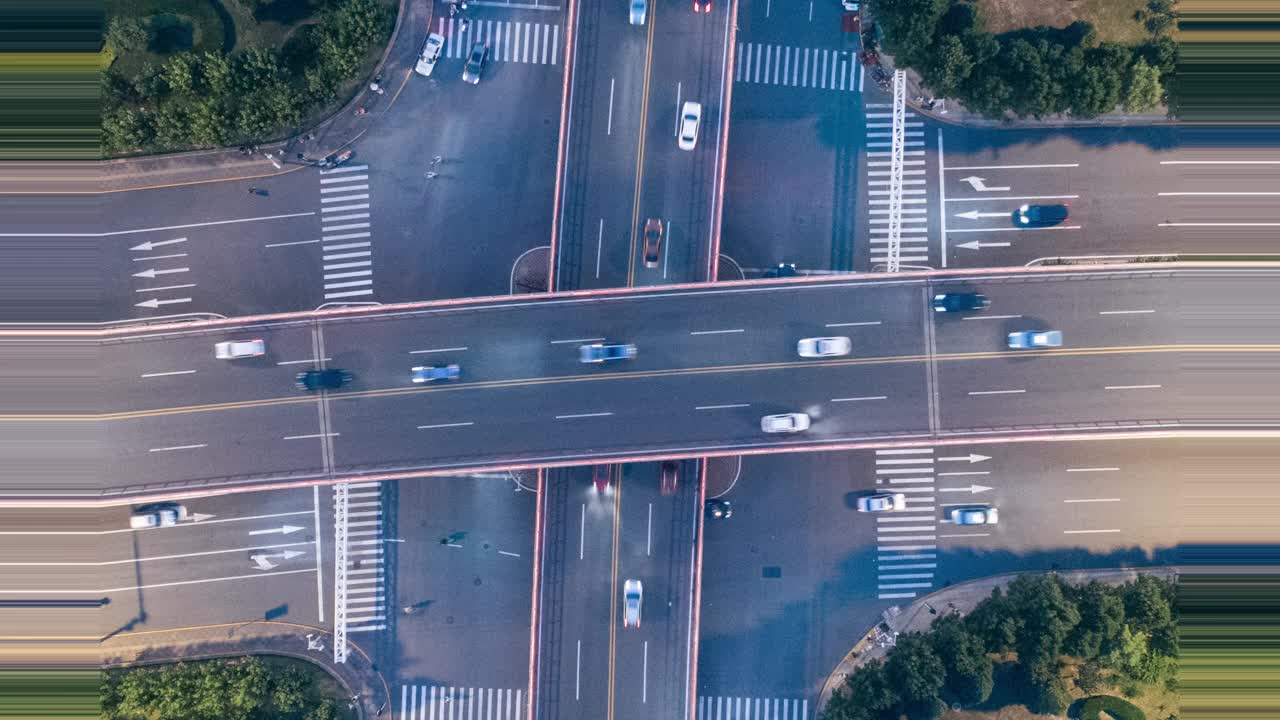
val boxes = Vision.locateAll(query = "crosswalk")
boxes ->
[735,42,860,91]
[864,104,930,267]
[697,696,809,720]
[397,685,525,720]
[319,164,374,301]
[436,18,560,65]
[874,448,938,600]
[340,481,387,633]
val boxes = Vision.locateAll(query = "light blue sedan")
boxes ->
[1007,330,1062,349]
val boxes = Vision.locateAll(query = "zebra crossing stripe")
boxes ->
[399,686,525,720]
[439,19,559,65]
[697,696,809,720]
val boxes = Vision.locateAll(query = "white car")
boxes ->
[415,33,445,77]
[214,339,265,359]
[950,505,999,525]
[623,579,643,627]
[761,412,810,433]
[1007,330,1063,350]
[797,336,851,358]
[678,101,702,151]
[841,0,860,10]
[130,503,187,529]
[630,0,647,25]
[857,493,906,513]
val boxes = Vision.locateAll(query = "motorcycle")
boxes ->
[320,149,353,168]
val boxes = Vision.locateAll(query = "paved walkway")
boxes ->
[74,0,430,195]
[101,621,393,719]
[816,566,1180,714]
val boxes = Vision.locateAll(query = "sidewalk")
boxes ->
[816,566,1179,714]
[101,621,393,719]
[77,0,430,195]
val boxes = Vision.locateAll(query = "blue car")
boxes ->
[411,364,460,383]
[1007,330,1062,350]
[579,343,637,363]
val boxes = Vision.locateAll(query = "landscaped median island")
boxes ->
[866,0,1178,120]
[101,655,355,720]
[101,0,395,155]
[821,574,1179,720]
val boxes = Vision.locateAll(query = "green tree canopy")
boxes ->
[1007,574,1081,673]
[930,614,994,706]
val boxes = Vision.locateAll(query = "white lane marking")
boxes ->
[575,640,582,701]
[283,433,340,440]
[642,640,649,703]
[946,163,1080,170]
[938,533,990,538]
[832,395,887,402]
[550,337,605,344]
[1159,192,1280,196]
[963,314,1022,320]
[1064,529,1122,534]
[944,195,1080,203]
[0,540,311,567]
[409,346,468,354]
[968,389,1025,396]
[499,550,521,557]
[1161,160,1280,164]
[646,503,652,557]
[695,404,750,410]
[148,443,207,453]
[579,504,585,561]
[690,328,744,335]
[596,218,604,279]
[416,422,475,430]
[876,448,934,455]
[276,357,331,365]
[947,225,1082,233]
[11,567,316,595]
[937,470,989,476]
[139,369,196,378]
[555,412,613,419]
[1067,467,1120,472]
[265,239,320,248]
[1064,498,1122,503]
[312,484,324,624]
[135,284,196,293]
[607,77,615,135]
[824,321,881,327]
[1100,309,1155,315]
[1106,384,1161,390]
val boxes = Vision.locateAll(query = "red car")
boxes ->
[593,465,613,493]
[693,0,710,13]
[660,461,679,496]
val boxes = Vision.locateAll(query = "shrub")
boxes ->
[1079,695,1148,720]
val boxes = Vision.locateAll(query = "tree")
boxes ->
[1007,574,1081,673]
[162,53,198,96]
[920,35,975,98]
[1067,582,1127,661]
[885,632,946,717]
[102,106,154,154]
[305,700,340,720]
[965,586,1019,653]
[873,0,951,68]
[105,18,150,54]
[930,614,994,706]
[1138,0,1178,36]
[1025,665,1071,716]
[823,661,897,720]
[1123,575,1176,654]
[1123,57,1164,112]
[271,666,310,714]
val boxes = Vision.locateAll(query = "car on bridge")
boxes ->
[643,218,663,268]
[296,368,352,391]
[761,412,810,433]
[932,293,989,313]
[797,336,851,358]
[950,505,999,525]
[705,498,733,519]
[630,0,646,25]
[1007,330,1062,350]
[130,502,187,529]
[1012,203,1069,227]
[660,461,679,496]
[856,492,906,513]
[411,364,460,383]
[623,579,643,627]
[678,101,702,151]
[580,343,638,363]
[214,339,265,359]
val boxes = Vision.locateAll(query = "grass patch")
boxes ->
[975,0,1152,45]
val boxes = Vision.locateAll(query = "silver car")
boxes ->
[856,493,906,513]
[797,336,851,358]
[623,579,643,627]
[950,505,999,525]
[214,339,265,359]
[761,412,810,433]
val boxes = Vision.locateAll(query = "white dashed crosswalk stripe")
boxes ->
[874,449,937,599]
[337,483,387,633]
[735,42,860,91]
[438,18,560,65]
[398,685,525,720]
[698,696,809,720]
[319,164,374,300]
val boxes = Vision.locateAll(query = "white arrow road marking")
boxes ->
[249,524,306,536]
[939,485,994,494]
[959,176,1010,192]
[956,241,1012,250]
[955,210,1009,220]
[132,267,189,278]
[136,297,192,309]
[0,541,305,566]
[130,238,187,252]
[250,549,306,570]
[186,513,215,522]
[938,454,991,463]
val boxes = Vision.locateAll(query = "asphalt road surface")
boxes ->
[19,267,1276,497]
